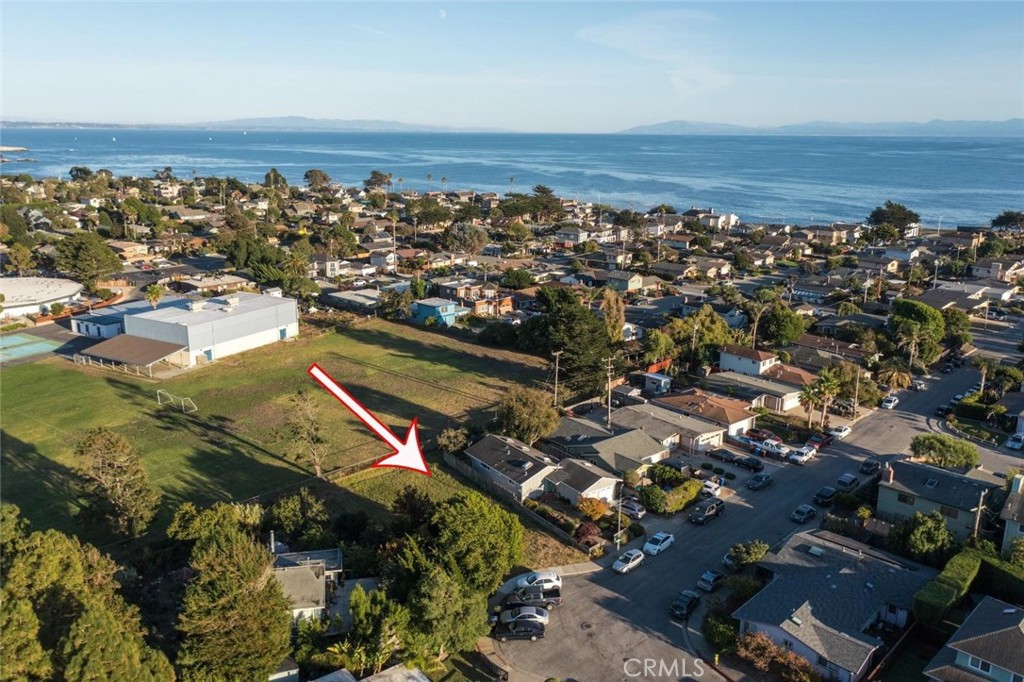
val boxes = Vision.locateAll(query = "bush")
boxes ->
[735,632,777,671]
[913,580,960,625]
[976,553,1024,605]
[574,521,601,541]
[954,394,989,421]
[524,498,539,510]
[724,472,737,481]
[833,492,861,511]
[576,497,611,521]
[713,466,725,475]
[701,462,713,470]
[649,464,688,487]
[598,512,629,532]
[49,302,65,316]
[638,485,667,514]
[96,288,115,301]
[937,550,982,599]
[1,323,27,332]
[664,479,702,514]
[628,522,645,539]
[702,613,738,653]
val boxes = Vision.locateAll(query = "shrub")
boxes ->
[913,580,960,625]
[649,464,688,487]
[96,288,115,301]
[701,462,713,470]
[702,613,738,653]
[598,512,629,532]
[574,522,601,541]
[713,466,725,475]
[833,492,861,510]
[49,302,65,316]
[722,575,763,604]
[774,649,821,682]
[729,539,770,567]
[736,632,777,671]
[524,498,539,510]
[623,469,640,488]
[976,553,1024,605]
[1,323,26,332]
[576,497,611,521]
[638,485,667,514]
[628,522,645,539]
[937,550,982,599]
[724,472,737,481]
[664,479,702,514]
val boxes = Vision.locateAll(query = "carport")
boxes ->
[76,335,187,377]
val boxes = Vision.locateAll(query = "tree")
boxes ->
[441,223,488,254]
[744,288,778,347]
[377,289,413,320]
[263,167,287,190]
[496,386,559,444]
[600,288,626,344]
[430,492,524,594]
[75,429,160,537]
[811,367,841,427]
[267,487,329,540]
[288,390,328,478]
[890,299,945,365]
[888,511,955,566]
[667,304,734,368]
[60,601,174,682]
[992,210,1024,235]
[942,308,973,346]
[0,590,53,681]
[736,631,778,672]
[5,243,34,276]
[910,433,979,469]
[407,564,490,662]
[876,361,912,391]
[867,201,920,231]
[55,232,123,289]
[638,485,667,514]
[346,585,410,675]
[836,301,861,316]
[728,539,770,567]
[642,329,675,365]
[733,249,754,272]
[143,283,165,309]
[436,427,469,455]
[529,288,615,394]
[760,305,807,346]
[69,166,94,181]
[577,497,611,521]
[972,355,999,395]
[798,385,820,428]
[501,268,535,290]
[177,526,291,682]
[304,169,331,190]
[1009,537,1024,568]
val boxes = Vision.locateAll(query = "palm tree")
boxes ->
[876,361,912,390]
[426,173,433,189]
[895,319,923,369]
[972,355,999,395]
[144,284,166,309]
[397,177,404,193]
[798,385,820,428]
[813,368,841,427]
[441,176,448,192]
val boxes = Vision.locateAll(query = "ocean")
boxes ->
[2,128,1021,226]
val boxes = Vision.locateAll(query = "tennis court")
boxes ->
[0,334,62,363]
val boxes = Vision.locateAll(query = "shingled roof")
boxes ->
[924,596,1024,680]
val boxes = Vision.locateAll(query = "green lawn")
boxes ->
[0,319,547,543]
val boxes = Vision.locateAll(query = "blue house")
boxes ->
[411,297,464,327]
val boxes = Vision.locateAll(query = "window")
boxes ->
[897,493,916,505]
[939,506,959,519]
[1012,674,1023,682]
[817,655,829,666]
[782,639,793,650]
[968,657,992,674]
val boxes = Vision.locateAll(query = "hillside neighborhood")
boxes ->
[2,166,1024,682]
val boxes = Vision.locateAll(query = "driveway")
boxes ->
[495,344,1022,682]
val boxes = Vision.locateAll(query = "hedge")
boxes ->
[664,479,702,514]
[914,580,960,626]
[976,554,1024,605]
[936,551,981,599]
[954,394,989,421]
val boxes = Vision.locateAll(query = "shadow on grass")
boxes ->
[0,429,87,535]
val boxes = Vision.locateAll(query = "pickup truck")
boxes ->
[502,587,563,609]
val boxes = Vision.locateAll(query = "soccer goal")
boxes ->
[157,389,198,414]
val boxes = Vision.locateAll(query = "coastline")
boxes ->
[0,146,29,152]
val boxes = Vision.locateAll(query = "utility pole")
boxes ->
[616,496,623,550]
[690,322,701,373]
[604,356,614,428]
[973,488,989,540]
[852,368,860,421]
[552,350,563,407]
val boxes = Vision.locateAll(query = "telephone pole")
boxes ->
[552,350,564,407]
[604,356,615,428]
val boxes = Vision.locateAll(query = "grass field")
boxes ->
[0,319,567,552]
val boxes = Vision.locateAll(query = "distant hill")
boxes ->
[619,118,1024,137]
[1,116,510,134]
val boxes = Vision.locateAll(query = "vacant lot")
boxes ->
[0,320,550,544]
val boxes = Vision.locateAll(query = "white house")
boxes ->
[718,344,779,377]
[545,459,620,506]
[463,435,557,502]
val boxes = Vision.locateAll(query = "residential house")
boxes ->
[370,251,398,272]
[325,288,381,313]
[790,282,837,305]
[544,459,620,506]
[272,548,344,623]
[876,461,1004,543]
[689,256,732,279]
[657,232,698,250]
[650,261,697,281]
[410,298,466,326]
[857,255,901,274]
[607,403,725,453]
[606,270,644,293]
[911,289,991,316]
[786,334,879,366]
[1000,475,1024,553]
[998,393,1024,437]
[462,434,557,502]
[924,596,1024,682]
[702,372,803,414]
[762,362,816,388]
[107,240,150,261]
[269,658,300,682]
[813,313,889,338]
[309,256,351,279]
[677,297,749,329]
[937,279,1020,303]
[803,226,848,246]
[171,274,252,294]
[733,530,936,682]
[699,212,740,231]
[540,417,668,474]
[972,259,1024,284]
[554,225,590,246]
[719,344,779,376]
[639,372,672,396]
[652,388,758,436]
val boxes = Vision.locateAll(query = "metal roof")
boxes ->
[82,334,185,366]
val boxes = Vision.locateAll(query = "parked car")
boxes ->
[935,404,953,417]
[805,433,834,449]
[911,381,927,391]
[701,480,722,497]
[670,590,702,619]
[516,571,562,591]
[860,459,882,475]
[791,504,818,523]
[612,549,645,574]
[881,396,899,410]
[498,606,550,625]
[493,620,545,643]
[1007,434,1024,451]
[836,473,860,492]
[708,448,737,464]
[503,587,562,609]
[759,440,791,458]
[735,456,764,472]
[689,498,725,525]
[643,532,675,556]
[827,425,852,440]
[722,551,740,571]
[813,486,838,507]
[788,446,816,465]
[745,428,779,443]
[620,500,646,520]
[747,472,773,490]
[951,394,964,404]
[696,569,728,592]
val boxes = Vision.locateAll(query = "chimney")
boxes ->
[881,463,894,484]
[1013,475,1024,495]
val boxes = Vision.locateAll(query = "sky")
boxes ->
[2,1,1023,133]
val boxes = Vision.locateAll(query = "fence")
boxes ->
[441,452,597,556]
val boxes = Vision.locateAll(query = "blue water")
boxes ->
[2,128,1022,225]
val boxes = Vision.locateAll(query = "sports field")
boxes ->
[0,319,549,543]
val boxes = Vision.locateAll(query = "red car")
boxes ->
[805,433,835,450]
[745,428,779,443]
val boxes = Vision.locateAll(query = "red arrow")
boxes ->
[308,363,431,476]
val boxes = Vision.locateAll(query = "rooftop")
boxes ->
[653,389,756,427]
[0,276,83,305]
[703,371,801,399]
[925,596,1024,680]
[547,458,619,494]
[721,343,776,363]
[464,435,554,482]
[881,460,1003,511]
[132,292,294,326]
[608,403,725,441]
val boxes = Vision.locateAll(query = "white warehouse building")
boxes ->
[121,292,299,367]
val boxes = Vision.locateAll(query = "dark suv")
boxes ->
[689,498,725,525]
[708,448,737,464]
[813,486,838,507]
[735,456,764,472]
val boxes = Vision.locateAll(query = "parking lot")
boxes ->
[494,348,1024,682]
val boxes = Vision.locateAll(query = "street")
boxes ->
[495,320,1024,682]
